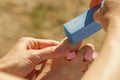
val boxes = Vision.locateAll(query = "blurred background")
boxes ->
[0,0,105,58]
[0,0,106,80]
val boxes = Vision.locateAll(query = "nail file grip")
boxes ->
[64,6,102,44]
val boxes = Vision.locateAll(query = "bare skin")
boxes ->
[0,1,99,80]
[82,0,120,80]
[0,37,96,80]
[1,0,120,80]
[0,72,25,80]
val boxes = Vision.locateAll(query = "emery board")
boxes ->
[64,5,102,44]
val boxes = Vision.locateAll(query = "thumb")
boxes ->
[94,8,108,30]
[28,38,82,64]
[28,45,69,64]
[94,9,101,23]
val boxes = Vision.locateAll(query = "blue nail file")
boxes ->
[64,1,105,44]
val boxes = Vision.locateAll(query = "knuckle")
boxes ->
[19,37,33,42]
[55,46,68,56]
[48,47,55,53]
[19,37,28,41]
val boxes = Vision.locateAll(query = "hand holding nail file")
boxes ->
[64,0,104,44]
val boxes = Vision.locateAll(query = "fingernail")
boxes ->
[66,52,76,61]
[92,51,98,59]
[84,52,93,62]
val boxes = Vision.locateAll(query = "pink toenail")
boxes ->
[92,51,98,59]
[66,52,76,60]
[84,52,93,62]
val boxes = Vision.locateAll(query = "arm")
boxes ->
[82,0,120,80]
[82,17,120,80]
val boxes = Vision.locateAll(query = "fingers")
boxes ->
[28,38,82,64]
[94,8,108,30]
[90,0,102,8]
[29,45,73,64]
[27,37,96,67]
[60,38,82,51]
[25,61,47,80]
[17,37,60,50]
[60,38,82,60]
[35,39,60,49]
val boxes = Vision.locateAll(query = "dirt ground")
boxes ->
[0,0,106,80]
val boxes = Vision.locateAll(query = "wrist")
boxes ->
[107,16,120,32]
[0,59,20,77]
[104,16,120,44]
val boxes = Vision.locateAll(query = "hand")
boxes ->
[0,37,58,79]
[94,0,120,30]
[0,72,25,80]
[0,37,82,80]
[81,1,120,80]
[0,37,98,80]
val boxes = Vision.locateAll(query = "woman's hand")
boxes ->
[94,0,120,30]
[0,37,82,80]
[82,0,120,80]
[0,37,59,79]
[0,37,98,80]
